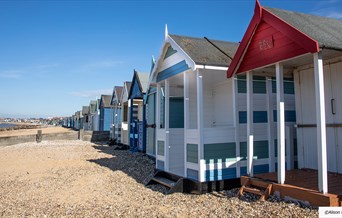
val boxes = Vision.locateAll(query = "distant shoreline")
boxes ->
[0,123,17,129]
[0,122,38,126]
[0,122,39,132]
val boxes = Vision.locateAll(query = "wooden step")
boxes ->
[152,176,177,189]
[239,177,273,201]
[243,187,264,196]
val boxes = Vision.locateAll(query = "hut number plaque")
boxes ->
[259,36,274,51]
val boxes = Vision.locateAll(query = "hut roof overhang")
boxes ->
[149,25,238,84]
[227,0,342,78]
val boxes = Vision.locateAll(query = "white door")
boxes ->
[329,62,342,173]
[296,65,338,172]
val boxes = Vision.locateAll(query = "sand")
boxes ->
[0,126,73,137]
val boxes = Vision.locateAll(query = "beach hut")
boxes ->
[127,70,149,151]
[75,111,81,130]
[99,95,113,131]
[150,29,241,184]
[71,115,75,129]
[147,27,296,193]
[82,106,90,130]
[92,99,101,131]
[88,100,97,131]
[110,86,123,143]
[79,110,84,130]
[226,0,342,206]
[145,58,157,157]
[120,82,132,145]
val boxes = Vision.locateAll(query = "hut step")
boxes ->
[151,176,176,189]
[239,178,273,201]
[146,171,185,194]
[243,187,264,196]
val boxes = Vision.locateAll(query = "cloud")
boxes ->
[35,63,60,69]
[319,11,342,19]
[69,89,112,98]
[312,1,342,19]
[83,60,124,69]
[0,70,24,79]
[313,6,342,19]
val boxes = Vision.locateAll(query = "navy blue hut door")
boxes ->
[130,120,138,151]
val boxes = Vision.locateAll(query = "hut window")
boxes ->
[159,86,165,129]
[272,78,295,94]
[253,76,266,94]
[237,75,247,93]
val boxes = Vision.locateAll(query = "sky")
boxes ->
[1,0,342,118]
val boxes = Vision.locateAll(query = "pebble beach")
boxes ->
[0,140,318,217]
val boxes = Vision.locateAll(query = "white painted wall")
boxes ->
[188,71,198,129]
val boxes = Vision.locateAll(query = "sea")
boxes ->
[0,123,16,129]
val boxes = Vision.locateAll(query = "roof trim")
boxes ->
[196,65,228,71]
[227,0,319,78]
[120,81,131,103]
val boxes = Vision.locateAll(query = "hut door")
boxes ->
[298,64,342,173]
[297,67,337,172]
[130,120,138,150]
[146,94,156,156]
[168,97,185,176]
[329,63,342,173]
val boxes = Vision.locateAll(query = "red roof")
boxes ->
[227,0,319,78]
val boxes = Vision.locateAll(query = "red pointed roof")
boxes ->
[227,0,320,78]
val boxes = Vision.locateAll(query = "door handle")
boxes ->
[331,99,336,115]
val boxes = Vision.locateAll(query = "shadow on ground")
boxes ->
[87,143,309,207]
[87,144,158,190]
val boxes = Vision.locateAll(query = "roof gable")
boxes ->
[100,95,112,108]
[111,86,123,105]
[121,81,131,103]
[128,71,149,99]
[110,86,123,105]
[129,76,142,99]
[227,0,320,77]
[82,106,90,115]
[151,30,238,83]
[164,46,177,59]
[89,100,97,114]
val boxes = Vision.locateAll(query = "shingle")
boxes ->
[169,34,239,67]
[265,7,342,51]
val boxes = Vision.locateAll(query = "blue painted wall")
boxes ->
[240,164,269,176]
[100,108,113,131]
[205,167,237,181]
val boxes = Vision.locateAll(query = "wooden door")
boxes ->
[329,62,342,173]
[296,66,337,172]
